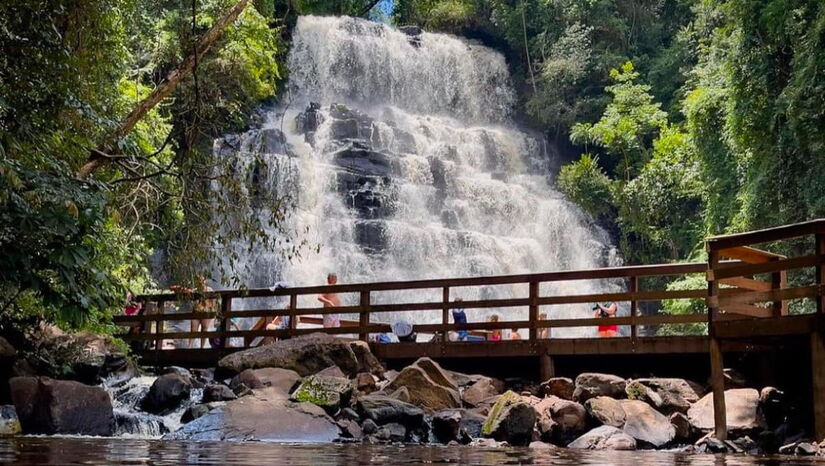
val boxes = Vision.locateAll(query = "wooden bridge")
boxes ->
[115,219,825,441]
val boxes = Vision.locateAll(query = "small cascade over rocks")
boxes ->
[205,16,623,335]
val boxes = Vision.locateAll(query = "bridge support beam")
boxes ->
[812,325,825,443]
[539,353,555,382]
[709,337,727,440]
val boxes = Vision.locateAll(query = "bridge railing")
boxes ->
[114,261,720,351]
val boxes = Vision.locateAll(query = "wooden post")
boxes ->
[154,299,166,355]
[707,248,727,440]
[629,276,638,344]
[812,326,825,443]
[817,233,825,315]
[529,281,539,341]
[442,287,450,341]
[359,291,370,341]
[539,353,555,382]
[218,294,231,350]
[289,293,298,338]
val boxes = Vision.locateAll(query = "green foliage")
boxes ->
[570,62,668,180]
[557,154,614,219]
[657,275,708,335]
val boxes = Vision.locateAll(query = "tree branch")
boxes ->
[76,0,250,180]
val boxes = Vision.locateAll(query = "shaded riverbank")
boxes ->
[3,437,825,466]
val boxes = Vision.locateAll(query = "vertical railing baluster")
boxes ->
[707,248,727,441]
[219,293,231,350]
[359,290,370,341]
[442,287,450,341]
[289,293,297,339]
[154,299,166,356]
[629,276,638,345]
[529,281,538,341]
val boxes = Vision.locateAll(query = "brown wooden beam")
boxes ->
[706,218,825,251]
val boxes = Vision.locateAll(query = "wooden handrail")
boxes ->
[706,218,825,250]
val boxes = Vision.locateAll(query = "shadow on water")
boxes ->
[0,438,822,466]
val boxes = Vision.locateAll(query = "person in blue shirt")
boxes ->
[452,299,468,341]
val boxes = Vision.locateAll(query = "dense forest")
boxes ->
[1,0,824,332]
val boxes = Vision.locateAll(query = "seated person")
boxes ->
[488,314,502,341]
[510,328,521,340]
[391,319,416,342]
[451,300,468,341]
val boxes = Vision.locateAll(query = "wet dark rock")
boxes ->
[10,376,114,436]
[698,436,729,453]
[0,338,16,360]
[389,386,411,403]
[162,366,192,379]
[375,422,407,442]
[218,333,361,377]
[533,396,587,443]
[350,341,385,378]
[140,373,192,415]
[181,404,212,424]
[625,380,663,409]
[339,407,360,422]
[356,394,425,429]
[482,391,536,446]
[540,377,574,401]
[202,384,237,403]
[362,418,378,435]
[337,419,363,439]
[432,409,462,444]
[568,425,636,451]
[32,332,136,385]
[295,102,323,135]
[503,378,540,397]
[633,378,700,414]
[795,442,819,455]
[354,220,388,252]
[670,412,692,440]
[573,373,626,403]
[355,372,377,396]
[759,386,785,429]
[115,411,168,436]
[256,128,290,154]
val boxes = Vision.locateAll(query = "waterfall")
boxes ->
[206,16,622,337]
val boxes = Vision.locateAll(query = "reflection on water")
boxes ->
[0,438,823,466]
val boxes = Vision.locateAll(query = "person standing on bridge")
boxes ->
[318,273,341,328]
[594,301,618,337]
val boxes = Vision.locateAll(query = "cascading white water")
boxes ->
[209,16,622,337]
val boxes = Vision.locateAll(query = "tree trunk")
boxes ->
[76,0,250,180]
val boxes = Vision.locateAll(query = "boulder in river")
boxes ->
[386,362,460,412]
[218,333,361,377]
[462,376,504,407]
[33,331,136,385]
[619,399,675,447]
[356,394,425,429]
[687,388,766,433]
[202,384,237,403]
[167,387,340,442]
[10,376,114,436]
[230,367,301,395]
[482,391,536,446]
[540,377,575,400]
[533,395,587,442]
[432,409,463,444]
[350,341,385,377]
[291,374,352,414]
[573,373,626,403]
[140,373,192,415]
[625,380,663,409]
[584,396,626,427]
[633,378,700,414]
[568,425,637,450]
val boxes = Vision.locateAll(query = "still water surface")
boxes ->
[1,438,824,465]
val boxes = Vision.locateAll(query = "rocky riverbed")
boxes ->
[0,332,823,458]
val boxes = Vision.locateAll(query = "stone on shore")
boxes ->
[167,387,340,442]
[291,374,352,414]
[432,409,463,444]
[350,341,385,377]
[140,373,192,415]
[687,388,765,432]
[10,376,114,436]
[584,396,626,427]
[386,361,460,411]
[540,377,575,400]
[573,373,626,403]
[568,425,637,450]
[230,367,301,395]
[670,412,692,440]
[0,405,21,435]
[634,378,700,414]
[462,376,504,407]
[354,372,377,396]
[482,391,536,446]
[619,399,675,447]
[34,331,136,385]
[217,333,361,377]
[625,380,663,409]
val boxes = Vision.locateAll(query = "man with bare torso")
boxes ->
[318,273,341,328]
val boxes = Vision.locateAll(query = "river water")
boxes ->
[1,437,822,465]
